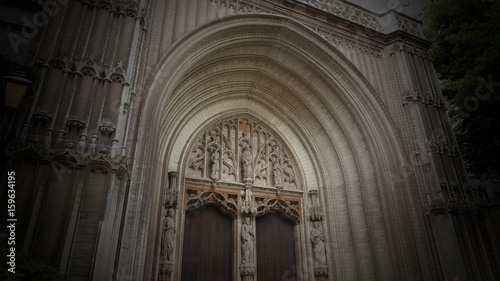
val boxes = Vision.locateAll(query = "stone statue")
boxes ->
[210,148,220,180]
[311,221,326,266]
[242,143,252,180]
[161,208,176,261]
[273,160,282,187]
[241,216,255,265]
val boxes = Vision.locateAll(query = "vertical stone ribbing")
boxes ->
[59,1,84,52]
[70,74,93,119]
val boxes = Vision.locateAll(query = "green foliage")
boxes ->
[425,0,500,179]
[0,245,72,281]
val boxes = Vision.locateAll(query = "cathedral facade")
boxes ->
[2,0,499,280]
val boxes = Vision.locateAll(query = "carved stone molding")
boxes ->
[314,267,328,281]
[99,124,116,136]
[158,261,174,281]
[66,119,85,130]
[32,112,52,124]
[395,14,423,37]
[46,50,129,84]
[293,0,382,31]
[390,42,428,58]
[425,190,486,217]
[402,89,419,105]
[255,197,300,223]
[185,189,239,216]
[308,190,324,221]
[165,172,179,208]
[76,0,140,19]
[239,264,255,281]
[211,1,385,58]
[5,143,130,179]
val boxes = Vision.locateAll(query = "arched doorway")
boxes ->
[144,14,411,281]
[165,115,303,280]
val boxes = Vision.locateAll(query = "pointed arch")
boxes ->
[131,13,431,281]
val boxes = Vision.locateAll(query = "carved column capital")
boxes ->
[99,124,116,136]
[158,261,174,281]
[314,267,329,281]
[239,265,255,281]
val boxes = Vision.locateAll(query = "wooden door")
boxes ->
[181,205,233,281]
[256,213,297,281]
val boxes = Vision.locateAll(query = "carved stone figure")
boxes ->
[241,216,255,265]
[161,208,176,261]
[273,160,282,187]
[242,143,253,180]
[210,148,220,180]
[311,221,326,266]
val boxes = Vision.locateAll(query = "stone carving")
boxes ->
[185,189,239,216]
[186,116,299,190]
[255,197,300,223]
[165,172,179,208]
[99,124,116,136]
[67,119,85,133]
[272,159,280,185]
[425,189,486,217]
[161,208,176,261]
[32,112,52,124]
[5,143,130,178]
[241,141,253,181]
[311,221,327,267]
[158,264,173,281]
[210,148,220,181]
[308,190,324,221]
[241,216,255,265]
[314,267,329,281]
[239,265,255,281]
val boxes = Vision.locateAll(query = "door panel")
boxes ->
[181,205,232,281]
[256,213,297,281]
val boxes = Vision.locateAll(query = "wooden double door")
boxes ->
[181,205,296,281]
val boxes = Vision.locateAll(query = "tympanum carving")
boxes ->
[186,116,299,192]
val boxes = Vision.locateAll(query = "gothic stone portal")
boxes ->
[177,116,305,280]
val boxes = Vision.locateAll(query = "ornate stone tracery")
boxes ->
[186,116,300,191]
[185,189,239,217]
[255,197,301,223]
[182,116,304,281]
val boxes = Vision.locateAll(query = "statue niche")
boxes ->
[161,208,176,261]
[186,116,299,191]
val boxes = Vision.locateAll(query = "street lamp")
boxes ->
[3,75,32,109]
[1,74,33,145]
